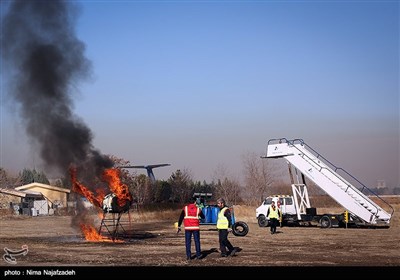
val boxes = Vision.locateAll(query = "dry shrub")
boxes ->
[231,205,256,222]
[0,208,13,216]
[129,208,181,222]
[384,197,400,227]
[127,204,257,224]
[0,209,34,220]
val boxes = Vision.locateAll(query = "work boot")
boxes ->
[220,253,228,257]
[228,248,237,256]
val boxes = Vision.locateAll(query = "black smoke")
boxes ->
[1,0,112,182]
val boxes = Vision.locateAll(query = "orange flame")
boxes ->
[70,166,133,242]
[80,224,123,243]
[102,168,133,206]
[69,167,104,208]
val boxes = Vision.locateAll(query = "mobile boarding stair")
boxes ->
[265,138,394,227]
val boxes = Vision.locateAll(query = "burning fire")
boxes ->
[70,166,133,242]
[102,168,132,207]
[70,166,133,208]
[80,224,123,243]
[70,167,105,208]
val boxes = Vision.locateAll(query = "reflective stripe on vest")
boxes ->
[183,204,200,230]
[217,207,229,229]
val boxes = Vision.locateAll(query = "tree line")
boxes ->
[2,151,398,211]
[0,152,306,207]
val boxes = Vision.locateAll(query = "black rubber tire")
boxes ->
[257,215,268,227]
[320,215,332,228]
[232,221,249,237]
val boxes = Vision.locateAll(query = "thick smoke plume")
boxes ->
[1,0,112,182]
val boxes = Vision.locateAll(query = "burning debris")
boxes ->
[70,167,133,214]
[70,166,133,241]
[1,0,133,241]
[79,224,123,243]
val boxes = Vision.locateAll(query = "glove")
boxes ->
[177,227,181,234]
[228,228,232,233]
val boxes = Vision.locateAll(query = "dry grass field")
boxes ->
[1,197,400,275]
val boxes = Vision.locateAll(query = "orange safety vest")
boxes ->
[183,204,200,230]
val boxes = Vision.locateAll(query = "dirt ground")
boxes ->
[1,200,400,275]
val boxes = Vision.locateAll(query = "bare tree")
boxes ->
[109,155,137,182]
[212,164,242,205]
[0,168,9,188]
[0,168,16,188]
[241,151,274,206]
[143,177,155,204]
[130,174,148,205]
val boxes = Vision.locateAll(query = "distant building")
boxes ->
[0,188,43,211]
[376,180,386,189]
[15,183,70,211]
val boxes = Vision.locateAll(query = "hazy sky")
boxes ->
[1,0,399,188]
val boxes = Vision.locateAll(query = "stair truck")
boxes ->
[257,184,352,228]
[193,192,249,236]
[257,138,394,228]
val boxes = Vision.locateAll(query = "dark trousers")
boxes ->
[270,218,278,234]
[185,230,201,259]
[218,229,234,254]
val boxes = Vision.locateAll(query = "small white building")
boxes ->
[0,188,44,215]
[15,183,71,215]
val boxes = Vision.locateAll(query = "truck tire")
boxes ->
[257,215,268,227]
[320,215,332,228]
[232,221,249,237]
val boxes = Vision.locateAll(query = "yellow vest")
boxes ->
[217,207,229,229]
[268,206,279,219]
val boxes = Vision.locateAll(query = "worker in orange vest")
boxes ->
[177,197,205,260]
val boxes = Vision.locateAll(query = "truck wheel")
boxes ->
[320,215,332,228]
[257,215,268,227]
[232,221,249,237]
